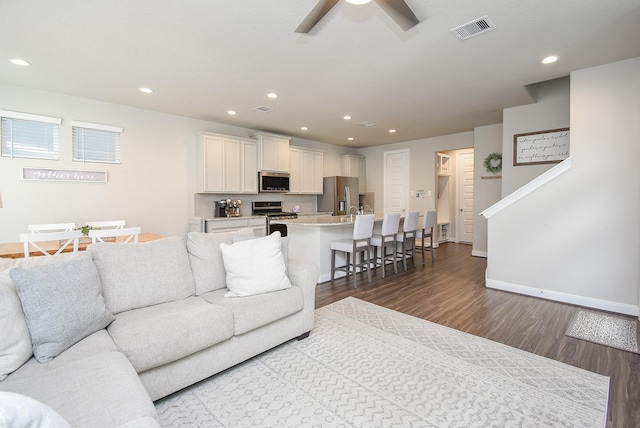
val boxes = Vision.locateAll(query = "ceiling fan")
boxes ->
[295,0,420,33]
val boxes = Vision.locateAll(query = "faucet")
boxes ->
[348,206,359,220]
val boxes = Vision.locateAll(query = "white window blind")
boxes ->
[1,110,62,160]
[71,121,123,164]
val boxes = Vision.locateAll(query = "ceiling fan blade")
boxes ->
[375,0,420,31]
[295,0,340,33]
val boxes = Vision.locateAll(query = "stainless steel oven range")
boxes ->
[251,201,297,237]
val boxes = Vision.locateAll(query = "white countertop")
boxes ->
[197,215,266,221]
[272,214,384,227]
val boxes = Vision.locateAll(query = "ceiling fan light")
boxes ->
[346,0,373,5]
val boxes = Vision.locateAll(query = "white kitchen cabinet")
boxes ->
[205,217,266,236]
[289,146,323,194]
[252,132,290,172]
[289,147,302,193]
[196,132,257,194]
[241,141,258,193]
[341,154,366,194]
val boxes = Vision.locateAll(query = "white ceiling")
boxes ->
[1,0,639,147]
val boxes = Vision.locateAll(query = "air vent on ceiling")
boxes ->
[450,15,495,40]
[358,121,375,127]
[252,106,273,113]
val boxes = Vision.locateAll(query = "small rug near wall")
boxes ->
[156,297,609,427]
[566,310,639,354]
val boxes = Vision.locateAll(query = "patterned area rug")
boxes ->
[566,310,639,354]
[156,297,609,427]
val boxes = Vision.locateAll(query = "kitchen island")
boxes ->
[272,215,385,283]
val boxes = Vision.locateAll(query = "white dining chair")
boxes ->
[371,212,401,278]
[330,214,375,288]
[28,223,76,233]
[417,210,437,264]
[84,220,125,230]
[395,211,420,271]
[88,226,141,244]
[20,230,83,258]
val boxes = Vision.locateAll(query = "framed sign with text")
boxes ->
[513,128,570,166]
[22,167,108,183]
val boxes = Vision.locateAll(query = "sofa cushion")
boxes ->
[0,391,71,428]
[107,297,234,373]
[187,228,255,295]
[88,236,195,314]
[5,330,118,382]
[0,352,159,428]
[9,254,115,363]
[200,286,304,335]
[220,232,292,298]
[0,271,32,381]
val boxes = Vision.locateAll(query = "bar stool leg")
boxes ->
[331,249,336,281]
[391,242,398,274]
[366,246,372,282]
[402,241,408,271]
[411,239,417,268]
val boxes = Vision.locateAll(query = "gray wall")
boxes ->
[472,124,503,256]
[502,77,570,197]
[0,83,354,243]
[485,57,640,316]
[357,132,474,216]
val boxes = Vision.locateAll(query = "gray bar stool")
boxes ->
[395,211,420,271]
[330,214,375,288]
[417,210,436,264]
[371,212,401,278]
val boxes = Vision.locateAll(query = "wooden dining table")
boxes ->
[0,232,166,259]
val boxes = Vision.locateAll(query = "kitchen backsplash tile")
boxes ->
[194,193,318,218]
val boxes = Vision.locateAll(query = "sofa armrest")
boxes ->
[287,259,319,331]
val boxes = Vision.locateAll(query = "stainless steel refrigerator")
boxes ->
[317,176,359,216]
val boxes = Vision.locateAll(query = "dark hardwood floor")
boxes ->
[315,243,640,428]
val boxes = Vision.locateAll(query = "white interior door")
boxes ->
[384,149,409,214]
[457,150,474,243]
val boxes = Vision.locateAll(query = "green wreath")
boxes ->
[483,152,502,173]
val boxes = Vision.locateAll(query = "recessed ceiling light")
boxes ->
[267,92,278,99]
[301,126,308,131]
[347,137,354,141]
[227,110,237,115]
[343,115,352,120]
[541,55,559,64]
[389,129,397,133]
[139,87,154,94]
[8,58,31,66]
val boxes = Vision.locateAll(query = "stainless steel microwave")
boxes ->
[259,171,290,193]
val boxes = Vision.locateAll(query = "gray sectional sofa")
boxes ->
[0,229,319,427]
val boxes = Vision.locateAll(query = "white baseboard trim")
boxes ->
[486,278,640,317]
[471,250,487,258]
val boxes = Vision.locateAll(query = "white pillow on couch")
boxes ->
[220,232,291,298]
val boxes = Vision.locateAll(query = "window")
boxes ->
[72,121,122,164]
[1,110,61,160]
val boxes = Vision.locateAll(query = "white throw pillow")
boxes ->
[0,391,71,428]
[220,232,291,298]
[0,270,32,381]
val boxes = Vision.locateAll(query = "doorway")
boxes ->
[456,150,474,243]
[384,149,410,215]
[435,148,474,244]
